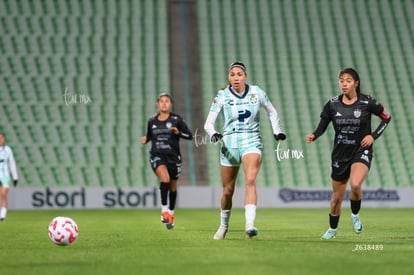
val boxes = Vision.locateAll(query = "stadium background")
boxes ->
[0,0,413,196]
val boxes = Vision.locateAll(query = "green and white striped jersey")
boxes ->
[204,85,283,148]
[0,145,18,181]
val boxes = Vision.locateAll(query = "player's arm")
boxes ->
[204,92,224,142]
[177,117,193,140]
[8,148,18,186]
[370,99,391,140]
[260,90,286,140]
[141,119,152,144]
[308,101,331,143]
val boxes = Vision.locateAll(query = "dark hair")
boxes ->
[228,61,246,73]
[157,92,173,103]
[339,68,361,94]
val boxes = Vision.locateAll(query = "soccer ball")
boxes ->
[48,216,79,245]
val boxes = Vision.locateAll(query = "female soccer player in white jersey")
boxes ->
[0,132,18,221]
[307,68,391,240]
[204,61,286,240]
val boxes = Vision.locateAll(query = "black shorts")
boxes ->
[331,147,373,181]
[150,153,182,180]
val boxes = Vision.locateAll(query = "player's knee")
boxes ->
[331,192,345,204]
[350,182,362,192]
[222,186,235,197]
[244,173,258,186]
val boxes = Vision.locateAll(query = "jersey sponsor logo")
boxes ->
[237,109,252,122]
[335,118,360,126]
[353,109,361,118]
[227,99,249,106]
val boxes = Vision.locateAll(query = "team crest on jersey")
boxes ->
[353,109,361,118]
[166,122,172,128]
[250,94,258,104]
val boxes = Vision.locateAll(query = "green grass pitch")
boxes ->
[0,208,413,275]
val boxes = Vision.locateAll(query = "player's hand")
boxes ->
[140,136,147,144]
[274,133,286,141]
[361,135,374,148]
[13,180,18,187]
[211,133,223,143]
[169,127,180,135]
[306,133,315,143]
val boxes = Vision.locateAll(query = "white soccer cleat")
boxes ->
[213,227,228,240]
[321,228,337,240]
[351,215,363,234]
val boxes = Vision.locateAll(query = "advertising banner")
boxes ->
[8,187,414,210]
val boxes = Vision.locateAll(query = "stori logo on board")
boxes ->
[31,188,158,208]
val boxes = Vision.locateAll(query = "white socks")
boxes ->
[161,204,168,213]
[245,204,256,229]
[219,205,256,230]
[0,207,7,219]
[220,209,231,228]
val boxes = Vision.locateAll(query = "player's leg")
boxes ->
[154,164,170,223]
[0,185,9,221]
[167,161,181,213]
[163,160,181,229]
[241,152,261,239]
[213,165,238,240]
[349,162,369,234]
[321,179,347,239]
[165,179,177,229]
[169,179,177,212]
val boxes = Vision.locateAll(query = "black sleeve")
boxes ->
[145,119,152,143]
[312,101,332,141]
[178,117,193,140]
[369,98,391,140]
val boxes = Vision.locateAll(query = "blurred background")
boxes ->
[1,0,413,190]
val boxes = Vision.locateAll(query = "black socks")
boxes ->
[169,191,177,211]
[160,182,177,211]
[350,199,361,215]
[329,213,340,229]
[160,182,170,206]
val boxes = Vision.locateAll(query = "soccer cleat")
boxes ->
[166,214,175,230]
[351,215,363,234]
[0,218,4,222]
[245,227,258,239]
[213,227,228,240]
[321,228,337,240]
[161,212,169,223]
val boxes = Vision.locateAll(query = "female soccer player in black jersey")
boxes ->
[306,68,391,239]
[141,93,193,229]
